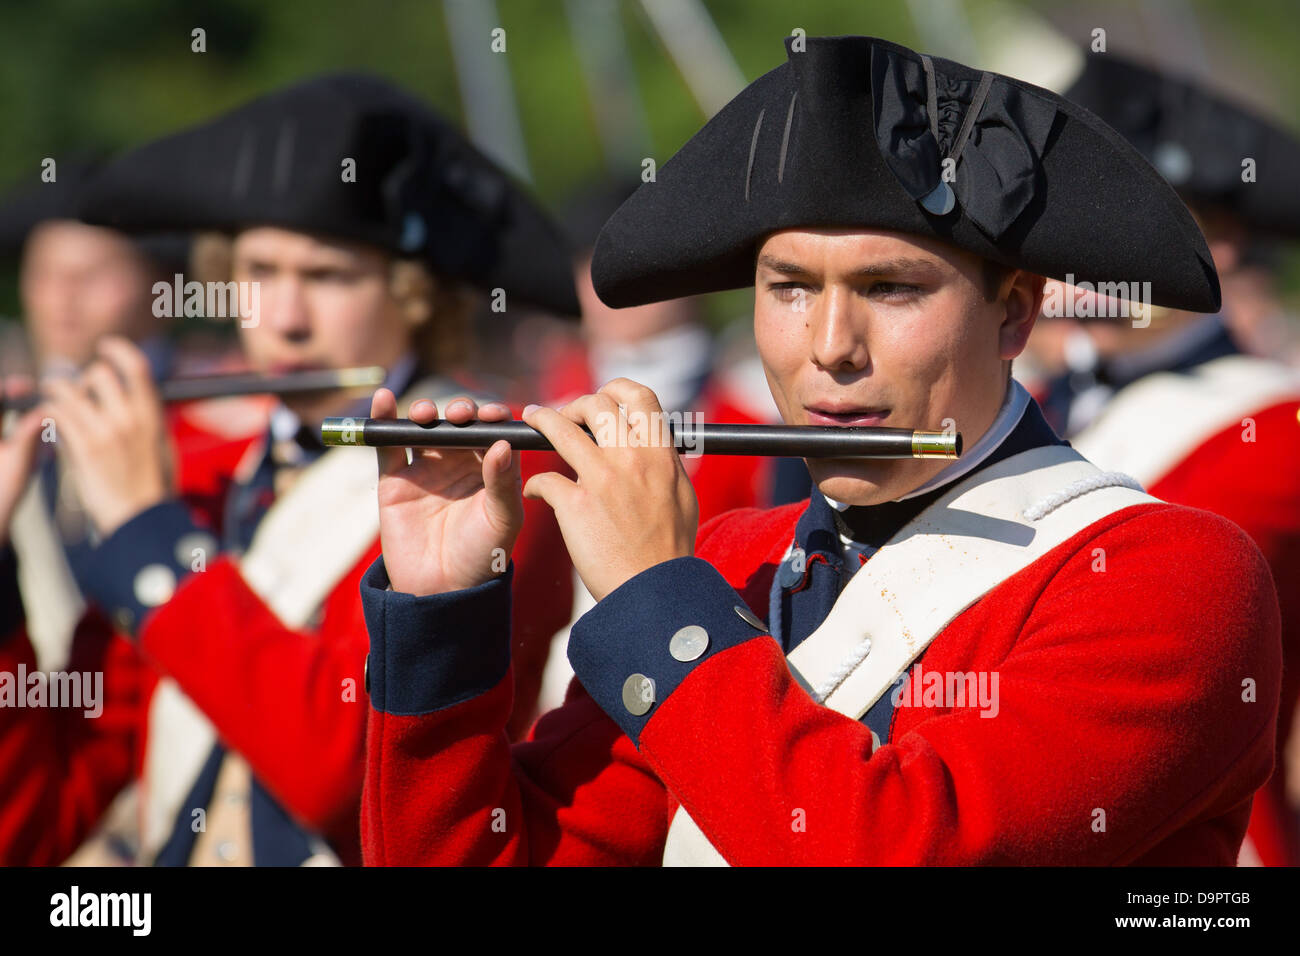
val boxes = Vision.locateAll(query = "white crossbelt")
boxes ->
[1069,354,1300,488]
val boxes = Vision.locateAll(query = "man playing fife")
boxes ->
[359,35,1281,865]
[0,74,578,866]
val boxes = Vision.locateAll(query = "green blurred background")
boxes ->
[1,0,1297,328]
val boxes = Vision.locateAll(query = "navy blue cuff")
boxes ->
[568,557,770,746]
[79,501,217,637]
[360,556,513,716]
[0,544,22,641]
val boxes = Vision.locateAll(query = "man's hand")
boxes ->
[522,378,698,603]
[0,381,45,547]
[373,388,524,596]
[41,336,170,537]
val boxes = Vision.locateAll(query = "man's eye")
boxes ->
[770,282,809,301]
[308,269,360,283]
[871,282,920,298]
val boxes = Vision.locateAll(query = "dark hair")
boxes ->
[981,258,1014,302]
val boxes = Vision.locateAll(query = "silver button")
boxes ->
[669,625,709,662]
[133,564,177,607]
[733,605,767,632]
[622,674,656,716]
[216,840,239,862]
[175,531,218,569]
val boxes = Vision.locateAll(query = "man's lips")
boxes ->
[804,406,891,427]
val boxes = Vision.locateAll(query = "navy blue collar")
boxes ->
[267,355,422,461]
[1096,314,1239,390]
[1039,315,1240,435]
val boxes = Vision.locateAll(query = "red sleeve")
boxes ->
[0,618,150,865]
[633,505,1281,864]
[1149,397,1300,865]
[363,678,668,866]
[135,551,374,854]
[359,507,793,866]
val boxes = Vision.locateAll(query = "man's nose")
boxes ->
[263,277,312,340]
[40,275,81,325]
[810,286,870,373]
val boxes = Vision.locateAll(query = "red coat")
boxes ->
[360,498,1280,865]
[1059,348,1300,866]
[0,405,573,865]
[0,404,253,865]
[1140,399,1300,865]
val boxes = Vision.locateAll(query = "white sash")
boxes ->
[7,473,85,673]
[1070,354,1300,488]
[663,445,1157,865]
[2,406,86,674]
[140,441,383,863]
[142,377,466,864]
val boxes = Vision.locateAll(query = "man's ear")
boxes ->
[998,271,1045,362]
[390,260,434,329]
[1193,203,1246,277]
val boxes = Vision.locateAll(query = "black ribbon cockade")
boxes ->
[869,46,1058,241]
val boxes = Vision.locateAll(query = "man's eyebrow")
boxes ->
[756,255,815,276]
[756,254,941,278]
[848,257,941,277]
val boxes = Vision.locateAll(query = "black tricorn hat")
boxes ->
[1065,51,1300,241]
[77,72,580,316]
[0,157,190,271]
[0,158,100,259]
[592,35,1220,313]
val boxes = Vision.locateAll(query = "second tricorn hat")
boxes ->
[592,35,1220,313]
[0,157,190,270]
[77,72,579,316]
[1064,51,1300,241]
